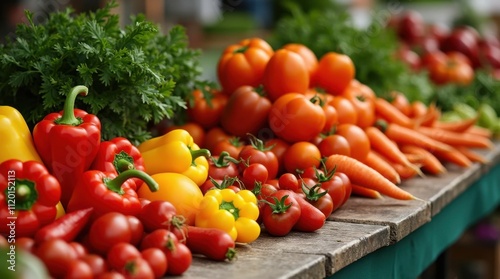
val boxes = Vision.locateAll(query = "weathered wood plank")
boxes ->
[250,222,391,276]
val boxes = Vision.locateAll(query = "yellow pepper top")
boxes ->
[0,106,43,164]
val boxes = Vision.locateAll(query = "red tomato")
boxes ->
[217,38,273,95]
[81,254,108,277]
[265,138,290,175]
[65,259,93,279]
[88,212,132,255]
[15,237,35,253]
[283,141,321,174]
[35,239,79,278]
[428,51,474,85]
[95,271,126,279]
[262,49,310,101]
[315,52,355,95]
[187,88,228,129]
[69,241,88,258]
[127,215,144,247]
[106,243,142,271]
[141,248,168,279]
[120,258,155,279]
[278,173,299,192]
[282,43,318,83]
[303,187,334,218]
[203,127,231,151]
[238,137,279,179]
[335,124,371,162]
[138,200,179,233]
[207,151,240,180]
[335,172,352,206]
[241,163,269,190]
[268,93,326,143]
[220,85,272,137]
[319,174,346,211]
[317,134,351,157]
[262,190,302,236]
[290,192,326,232]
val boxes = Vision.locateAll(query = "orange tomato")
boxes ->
[262,49,310,102]
[203,127,231,151]
[335,124,371,162]
[390,91,411,117]
[217,38,274,95]
[315,52,355,95]
[283,141,321,174]
[342,80,376,129]
[282,43,318,83]
[328,96,358,125]
[317,134,351,157]
[428,51,474,85]
[187,88,228,129]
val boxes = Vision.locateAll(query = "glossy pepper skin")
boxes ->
[138,129,211,185]
[0,159,61,238]
[0,106,43,164]
[91,137,145,190]
[195,188,261,243]
[66,169,159,221]
[32,85,101,208]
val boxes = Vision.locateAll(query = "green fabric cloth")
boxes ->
[331,163,500,279]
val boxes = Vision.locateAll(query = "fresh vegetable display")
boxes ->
[0,1,499,278]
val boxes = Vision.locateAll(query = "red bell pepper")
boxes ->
[90,137,145,190]
[0,159,61,238]
[32,85,101,208]
[66,169,158,220]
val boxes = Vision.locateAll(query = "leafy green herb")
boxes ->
[0,1,212,144]
[270,5,435,103]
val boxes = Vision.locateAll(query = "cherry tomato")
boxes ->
[315,52,355,95]
[106,242,142,271]
[203,127,231,151]
[65,259,93,279]
[187,88,228,129]
[95,271,126,279]
[317,134,351,157]
[141,248,168,279]
[81,254,108,277]
[238,136,279,179]
[304,187,334,218]
[290,191,326,232]
[211,137,245,159]
[120,257,155,279]
[241,163,269,190]
[335,172,352,206]
[69,241,88,258]
[138,200,179,233]
[283,141,321,174]
[335,124,371,162]
[217,37,274,95]
[88,212,132,255]
[127,215,144,247]
[319,174,346,212]
[268,93,326,143]
[220,85,272,137]
[263,49,309,101]
[35,239,79,278]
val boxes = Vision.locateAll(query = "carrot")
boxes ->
[409,100,427,119]
[399,145,446,175]
[374,97,415,128]
[351,184,383,199]
[393,163,421,180]
[404,153,425,164]
[432,117,477,132]
[324,154,416,200]
[432,147,473,168]
[456,146,489,164]
[363,150,401,184]
[464,125,493,139]
[416,126,494,149]
[376,121,453,153]
[416,103,440,127]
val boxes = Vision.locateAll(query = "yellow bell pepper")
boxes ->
[195,188,261,243]
[0,106,43,164]
[138,129,210,185]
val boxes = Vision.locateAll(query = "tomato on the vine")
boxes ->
[217,37,273,95]
[238,135,279,179]
[220,85,272,137]
[241,163,269,190]
[262,49,310,101]
[268,93,326,143]
[278,172,299,192]
[261,190,302,236]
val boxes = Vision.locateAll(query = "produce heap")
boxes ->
[1,3,499,279]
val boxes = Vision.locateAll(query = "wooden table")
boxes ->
[170,142,500,279]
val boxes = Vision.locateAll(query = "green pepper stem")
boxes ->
[191,148,211,161]
[115,158,134,173]
[56,85,88,126]
[13,180,38,211]
[106,169,159,194]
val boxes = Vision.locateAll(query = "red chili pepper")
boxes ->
[0,159,61,238]
[91,137,145,190]
[32,85,101,208]
[66,169,158,220]
[34,207,93,243]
